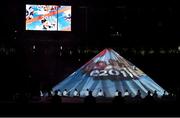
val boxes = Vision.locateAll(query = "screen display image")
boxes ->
[57,6,71,31]
[26,5,71,31]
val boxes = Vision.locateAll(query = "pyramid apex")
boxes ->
[104,48,113,51]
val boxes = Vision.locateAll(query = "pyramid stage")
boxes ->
[52,48,166,98]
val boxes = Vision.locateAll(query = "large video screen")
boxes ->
[26,5,71,31]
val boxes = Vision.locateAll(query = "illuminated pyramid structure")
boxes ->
[52,48,166,98]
